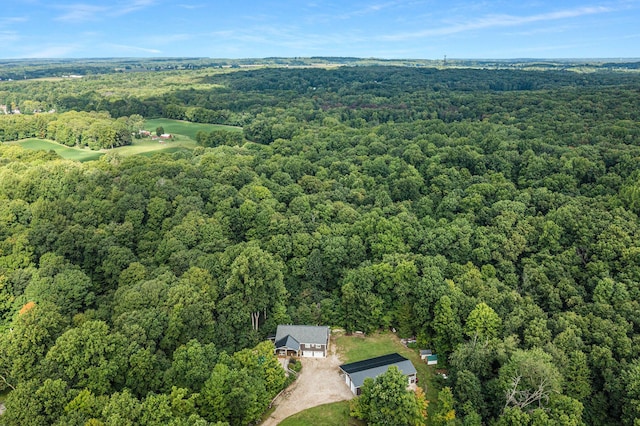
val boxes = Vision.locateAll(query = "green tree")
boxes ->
[156,126,164,137]
[165,339,218,392]
[0,301,66,386]
[1,378,70,426]
[43,320,128,394]
[432,386,457,426]
[465,302,502,341]
[223,243,287,332]
[350,366,426,426]
[432,295,463,354]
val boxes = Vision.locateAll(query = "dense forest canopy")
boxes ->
[1,61,640,425]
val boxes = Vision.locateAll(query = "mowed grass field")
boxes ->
[10,119,243,161]
[10,138,104,162]
[279,401,363,426]
[144,118,242,140]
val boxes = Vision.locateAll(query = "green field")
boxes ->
[279,401,362,426]
[10,138,104,162]
[144,118,242,140]
[9,119,236,161]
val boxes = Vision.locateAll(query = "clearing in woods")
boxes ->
[10,119,241,161]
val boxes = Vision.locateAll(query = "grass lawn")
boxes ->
[113,138,197,156]
[9,119,240,162]
[10,138,104,162]
[279,401,363,426]
[333,331,441,415]
[144,118,242,140]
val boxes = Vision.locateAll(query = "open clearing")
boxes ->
[9,119,241,161]
[262,341,354,426]
[272,332,441,425]
[144,118,242,140]
[278,401,361,426]
[9,138,104,162]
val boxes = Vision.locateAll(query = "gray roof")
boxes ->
[420,349,433,356]
[340,353,417,389]
[275,325,329,346]
[275,335,300,351]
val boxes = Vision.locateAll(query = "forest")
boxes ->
[1,61,640,425]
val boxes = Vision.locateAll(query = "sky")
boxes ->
[1,0,639,59]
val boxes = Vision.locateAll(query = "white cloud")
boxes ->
[380,5,613,40]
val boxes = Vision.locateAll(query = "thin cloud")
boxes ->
[112,0,157,16]
[0,31,21,42]
[380,5,612,40]
[177,3,206,10]
[55,4,108,22]
[1,17,28,25]
[55,0,156,22]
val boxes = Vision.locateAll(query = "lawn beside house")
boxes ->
[278,401,363,426]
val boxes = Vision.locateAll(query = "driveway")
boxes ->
[262,345,354,425]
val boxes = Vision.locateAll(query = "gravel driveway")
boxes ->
[262,345,354,425]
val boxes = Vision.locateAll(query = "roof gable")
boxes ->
[275,325,329,345]
[275,335,300,351]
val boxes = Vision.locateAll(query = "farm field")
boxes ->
[144,118,242,140]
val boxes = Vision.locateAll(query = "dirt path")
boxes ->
[262,346,354,425]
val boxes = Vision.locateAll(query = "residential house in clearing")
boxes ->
[340,353,417,395]
[274,325,330,358]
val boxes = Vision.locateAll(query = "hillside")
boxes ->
[1,63,640,425]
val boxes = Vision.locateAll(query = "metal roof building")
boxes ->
[339,353,417,395]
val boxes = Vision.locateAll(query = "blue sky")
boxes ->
[1,0,639,59]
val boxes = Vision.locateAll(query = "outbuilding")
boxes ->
[340,353,417,395]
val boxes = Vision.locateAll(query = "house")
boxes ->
[160,133,172,139]
[419,349,432,360]
[340,353,417,395]
[274,325,330,358]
